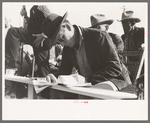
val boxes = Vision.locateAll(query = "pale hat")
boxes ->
[90,14,114,28]
[118,10,141,23]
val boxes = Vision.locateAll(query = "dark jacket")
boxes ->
[121,26,144,62]
[59,26,131,90]
[121,26,144,51]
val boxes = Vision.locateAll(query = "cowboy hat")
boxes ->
[90,14,114,28]
[41,12,68,42]
[118,10,140,23]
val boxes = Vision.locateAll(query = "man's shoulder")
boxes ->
[134,26,144,33]
[135,26,144,30]
[83,27,114,44]
[80,26,108,38]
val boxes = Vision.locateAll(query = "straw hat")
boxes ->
[90,14,114,28]
[118,10,140,23]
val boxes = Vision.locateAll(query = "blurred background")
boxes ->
[3,2,147,63]
[3,2,147,36]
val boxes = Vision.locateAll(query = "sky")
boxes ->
[3,2,147,36]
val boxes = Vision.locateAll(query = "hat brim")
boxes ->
[52,12,68,43]
[90,19,114,28]
[117,18,141,23]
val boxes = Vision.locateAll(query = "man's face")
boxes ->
[55,23,75,47]
[95,24,107,32]
[122,20,133,34]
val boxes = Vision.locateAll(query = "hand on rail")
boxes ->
[46,74,58,84]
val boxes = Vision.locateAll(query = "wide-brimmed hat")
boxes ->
[90,14,114,28]
[118,10,140,23]
[41,12,68,42]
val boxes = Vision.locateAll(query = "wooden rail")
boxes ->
[5,75,137,100]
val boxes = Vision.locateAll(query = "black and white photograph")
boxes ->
[2,2,148,120]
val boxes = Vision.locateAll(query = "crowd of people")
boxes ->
[5,5,145,99]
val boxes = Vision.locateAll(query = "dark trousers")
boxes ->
[5,27,53,77]
[5,27,53,98]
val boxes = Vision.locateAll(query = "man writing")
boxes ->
[41,12,131,99]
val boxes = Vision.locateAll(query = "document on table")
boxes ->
[57,75,92,87]
[32,77,56,93]
[33,74,92,93]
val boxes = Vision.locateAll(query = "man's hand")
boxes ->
[46,74,58,83]
[32,34,45,47]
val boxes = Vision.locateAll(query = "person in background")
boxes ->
[119,10,144,61]
[90,14,124,53]
[118,10,145,83]
[41,12,131,99]
[5,5,52,98]
[5,5,52,76]
[48,44,63,75]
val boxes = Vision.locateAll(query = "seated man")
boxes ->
[41,12,131,99]
[5,5,52,77]
[5,5,52,98]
